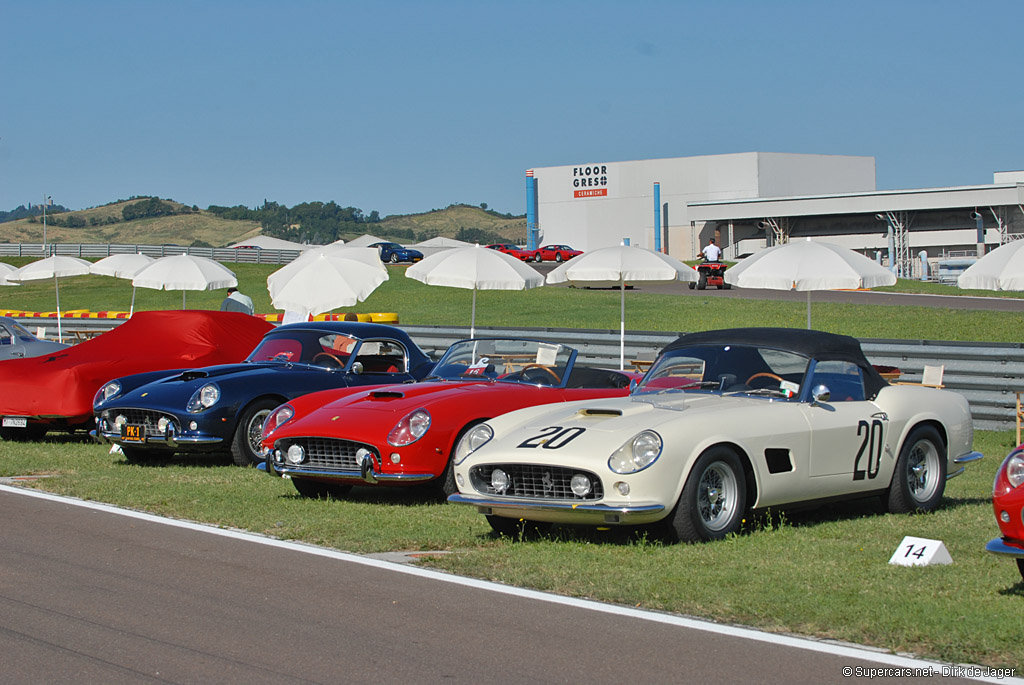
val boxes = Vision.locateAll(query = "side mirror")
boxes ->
[351,361,364,375]
[629,378,639,392]
[811,384,831,404]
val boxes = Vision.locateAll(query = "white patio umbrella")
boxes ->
[546,246,698,369]
[90,253,156,315]
[131,254,237,309]
[957,240,1024,291]
[6,255,93,342]
[0,262,19,286]
[725,238,896,328]
[406,244,544,337]
[267,246,388,318]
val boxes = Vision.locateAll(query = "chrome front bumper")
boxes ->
[93,426,223,448]
[447,492,666,525]
[948,450,984,479]
[266,451,435,485]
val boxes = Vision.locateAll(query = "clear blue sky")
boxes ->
[3,0,1022,218]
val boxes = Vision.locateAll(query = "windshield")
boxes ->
[635,344,809,399]
[246,330,360,366]
[428,339,575,386]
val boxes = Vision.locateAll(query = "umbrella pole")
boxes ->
[620,277,625,371]
[55,274,63,343]
[470,287,477,338]
[130,287,136,317]
[182,290,186,310]
[806,291,811,329]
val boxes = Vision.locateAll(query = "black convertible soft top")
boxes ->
[662,328,887,399]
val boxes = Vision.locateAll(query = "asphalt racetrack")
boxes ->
[1,486,1007,685]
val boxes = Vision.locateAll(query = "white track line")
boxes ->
[2,483,1018,683]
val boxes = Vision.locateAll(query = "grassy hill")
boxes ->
[0,199,261,247]
[378,204,527,243]
[0,200,525,247]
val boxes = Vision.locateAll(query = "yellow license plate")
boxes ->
[121,424,144,443]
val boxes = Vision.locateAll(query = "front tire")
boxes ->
[292,477,353,500]
[389,253,400,263]
[535,253,543,262]
[663,447,746,543]
[555,253,563,262]
[688,281,696,290]
[887,425,946,513]
[231,399,279,466]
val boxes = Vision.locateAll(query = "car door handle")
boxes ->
[872,411,889,421]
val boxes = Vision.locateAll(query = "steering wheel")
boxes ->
[518,363,562,385]
[312,352,345,368]
[746,372,784,386]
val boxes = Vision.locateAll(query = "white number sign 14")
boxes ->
[888,536,953,567]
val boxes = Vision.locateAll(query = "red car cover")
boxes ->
[0,310,273,425]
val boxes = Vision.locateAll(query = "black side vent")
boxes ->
[764,448,793,474]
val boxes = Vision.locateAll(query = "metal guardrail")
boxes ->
[0,243,303,265]
[14,317,1023,432]
[404,326,1024,432]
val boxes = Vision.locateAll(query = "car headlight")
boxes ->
[608,430,662,474]
[454,423,493,464]
[263,404,295,438]
[1005,451,1024,489]
[387,408,431,446]
[93,381,122,407]
[186,383,221,413]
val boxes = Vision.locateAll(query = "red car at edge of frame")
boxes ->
[986,443,1024,580]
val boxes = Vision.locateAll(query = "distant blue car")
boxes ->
[371,241,424,264]
[92,322,434,466]
[0,316,68,361]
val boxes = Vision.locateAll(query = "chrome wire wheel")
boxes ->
[906,438,941,504]
[246,408,272,454]
[697,460,739,532]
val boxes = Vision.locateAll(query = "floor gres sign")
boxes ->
[572,164,612,198]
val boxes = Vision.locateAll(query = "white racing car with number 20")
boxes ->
[448,328,983,542]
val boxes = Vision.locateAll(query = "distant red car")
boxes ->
[0,311,272,440]
[533,244,582,263]
[986,444,1024,579]
[486,243,536,261]
[260,337,639,499]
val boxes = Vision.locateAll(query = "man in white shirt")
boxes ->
[220,287,255,315]
[701,238,722,262]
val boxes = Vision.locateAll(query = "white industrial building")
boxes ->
[525,153,1024,279]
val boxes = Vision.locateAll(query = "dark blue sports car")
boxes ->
[92,321,434,466]
[370,241,424,264]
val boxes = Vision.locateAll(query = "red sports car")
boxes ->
[486,243,536,261]
[0,310,272,440]
[259,337,639,498]
[533,244,582,262]
[986,444,1024,579]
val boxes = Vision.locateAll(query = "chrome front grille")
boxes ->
[469,464,604,500]
[103,408,175,437]
[281,437,377,471]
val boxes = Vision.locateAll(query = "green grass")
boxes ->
[3,260,1024,342]
[0,430,1020,668]
[4,257,1024,667]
